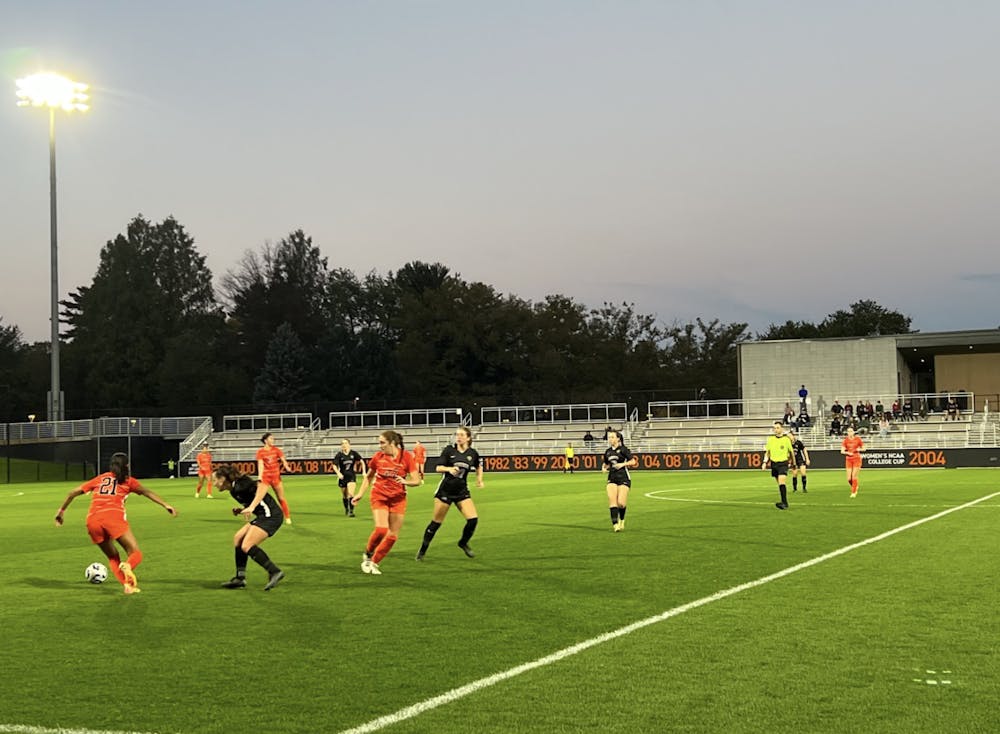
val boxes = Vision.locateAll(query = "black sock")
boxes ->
[342,496,350,512]
[459,517,478,547]
[234,547,248,577]
[610,507,620,524]
[420,521,441,552]
[802,477,807,490]
[779,484,788,505]
[792,476,798,490]
[618,506,627,520]
[247,546,279,574]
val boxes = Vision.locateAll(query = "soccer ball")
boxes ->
[85,562,108,584]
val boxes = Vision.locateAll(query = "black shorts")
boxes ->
[251,515,283,537]
[607,472,632,488]
[770,461,790,478]
[435,487,472,505]
[794,455,806,468]
[338,474,356,489]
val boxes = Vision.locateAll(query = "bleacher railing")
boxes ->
[480,403,628,425]
[1,416,211,443]
[222,413,313,432]
[178,417,215,463]
[328,408,463,429]
[649,392,976,421]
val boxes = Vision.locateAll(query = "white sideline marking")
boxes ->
[338,490,1000,734]
[644,489,1000,509]
[0,727,156,734]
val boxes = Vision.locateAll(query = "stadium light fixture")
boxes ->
[15,72,89,421]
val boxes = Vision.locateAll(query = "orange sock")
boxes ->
[367,527,388,555]
[279,499,291,518]
[126,550,143,569]
[851,479,859,492]
[108,557,126,585]
[372,534,398,564]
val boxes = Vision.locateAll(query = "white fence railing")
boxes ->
[178,417,215,463]
[480,403,628,426]
[328,408,464,429]
[222,413,313,432]
[1,416,211,443]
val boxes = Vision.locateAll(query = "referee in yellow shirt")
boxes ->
[763,421,797,510]
[563,443,575,474]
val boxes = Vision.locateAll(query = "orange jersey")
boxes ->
[82,472,141,520]
[256,445,286,475]
[842,436,864,458]
[196,450,213,471]
[413,445,427,464]
[368,450,417,498]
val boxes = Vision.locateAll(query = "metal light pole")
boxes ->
[16,72,89,421]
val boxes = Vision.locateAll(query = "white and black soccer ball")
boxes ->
[85,562,109,584]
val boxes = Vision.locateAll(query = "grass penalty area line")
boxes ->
[338,489,1000,734]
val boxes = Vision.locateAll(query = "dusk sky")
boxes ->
[3,1,998,343]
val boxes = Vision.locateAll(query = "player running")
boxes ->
[195,443,214,498]
[352,430,421,575]
[412,440,427,483]
[214,464,285,590]
[789,429,810,493]
[54,452,177,594]
[841,427,865,498]
[416,426,484,560]
[763,421,796,510]
[603,430,638,531]
[257,432,293,524]
[333,439,365,517]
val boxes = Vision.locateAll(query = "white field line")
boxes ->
[338,490,1000,734]
[644,488,1000,509]
[0,726,157,734]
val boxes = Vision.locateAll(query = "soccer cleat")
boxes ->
[368,562,382,576]
[792,487,798,493]
[123,583,141,595]
[613,522,622,532]
[618,519,626,531]
[775,502,787,510]
[284,517,292,525]
[263,570,285,591]
[802,488,807,494]
[361,552,372,573]
[194,492,200,498]
[458,543,476,558]
[415,550,425,561]
[119,561,138,589]
[348,509,356,518]
[221,576,247,589]
[206,494,213,499]
[850,491,858,498]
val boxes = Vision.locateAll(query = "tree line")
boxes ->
[0,215,912,421]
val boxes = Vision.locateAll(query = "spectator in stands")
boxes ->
[796,409,811,429]
[878,415,890,438]
[875,400,884,418]
[798,384,808,411]
[583,430,595,448]
[843,401,854,420]
[865,401,874,419]
[858,414,871,435]
[829,416,842,436]
[698,387,708,401]
[891,400,902,420]
[946,395,960,421]
[603,425,612,440]
[918,398,929,421]
[831,400,843,421]
[902,398,914,421]
[849,416,860,433]
[783,403,795,425]
[855,401,867,420]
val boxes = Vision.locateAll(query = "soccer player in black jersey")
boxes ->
[333,439,365,517]
[213,464,285,590]
[603,431,638,532]
[416,426,484,560]
[788,429,810,493]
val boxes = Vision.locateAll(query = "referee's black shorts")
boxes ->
[770,461,790,478]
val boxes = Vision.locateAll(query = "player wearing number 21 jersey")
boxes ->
[54,452,177,594]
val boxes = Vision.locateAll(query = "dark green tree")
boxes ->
[819,299,912,337]
[253,322,309,405]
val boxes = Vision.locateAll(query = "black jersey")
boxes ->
[334,450,363,477]
[603,445,633,483]
[230,476,281,520]
[436,445,481,492]
[791,439,806,462]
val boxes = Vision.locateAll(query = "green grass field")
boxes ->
[2,469,998,734]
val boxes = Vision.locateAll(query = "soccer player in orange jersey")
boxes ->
[352,430,421,575]
[257,432,294,524]
[195,443,214,498]
[54,452,177,594]
[412,440,427,483]
[841,427,865,498]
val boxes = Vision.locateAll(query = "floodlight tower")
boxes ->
[15,72,89,421]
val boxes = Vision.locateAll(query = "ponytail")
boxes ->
[108,452,129,483]
[380,430,405,451]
